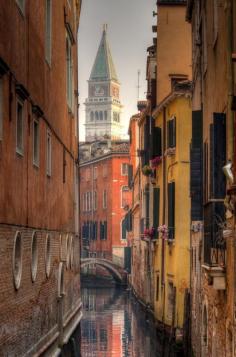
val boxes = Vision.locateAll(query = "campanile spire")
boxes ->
[84,26,123,142]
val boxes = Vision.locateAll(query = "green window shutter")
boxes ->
[153,188,160,238]
[152,127,162,158]
[122,219,126,240]
[168,182,175,239]
[128,165,133,189]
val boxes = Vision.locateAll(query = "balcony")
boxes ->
[202,202,226,290]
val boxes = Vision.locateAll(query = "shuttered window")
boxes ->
[168,182,175,240]
[210,113,226,199]
[121,219,126,240]
[100,221,107,240]
[153,188,160,238]
[128,165,133,189]
[145,185,150,228]
[167,118,176,149]
[190,110,203,220]
[143,116,150,165]
[151,127,162,158]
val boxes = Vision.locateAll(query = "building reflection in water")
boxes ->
[81,287,157,357]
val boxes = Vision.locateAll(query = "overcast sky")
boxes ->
[78,0,157,140]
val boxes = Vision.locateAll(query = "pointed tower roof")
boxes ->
[89,25,119,82]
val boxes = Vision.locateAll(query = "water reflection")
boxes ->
[81,287,158,357]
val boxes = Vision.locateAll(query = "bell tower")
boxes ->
[84,25,123,142]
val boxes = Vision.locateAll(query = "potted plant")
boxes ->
[150,156,162,169]
[142,165,152,176]
[158,224,169,240]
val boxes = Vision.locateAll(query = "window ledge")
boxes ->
[16,149,24,157]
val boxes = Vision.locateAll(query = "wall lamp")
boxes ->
[222,161,234,184]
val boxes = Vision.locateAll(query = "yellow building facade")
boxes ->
[153,87,192,335]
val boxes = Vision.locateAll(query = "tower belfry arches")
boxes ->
[84,25,123,142]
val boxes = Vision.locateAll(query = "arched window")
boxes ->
[117,113,120,122]
[95,111,99,121]
[99,111,103,121]
[90,112,94,121]
[104,111,107,120]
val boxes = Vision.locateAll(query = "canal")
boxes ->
[77,286,182,357]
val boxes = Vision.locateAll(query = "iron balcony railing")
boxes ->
[203,201,226,267]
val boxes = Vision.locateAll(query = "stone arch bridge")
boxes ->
[81,258,128,285]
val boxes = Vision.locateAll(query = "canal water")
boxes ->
[78,287,182,357]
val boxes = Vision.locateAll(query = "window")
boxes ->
[45,0,52,64]
[100,221,107,240]
[168,182,175,240]
[33,118,40,166]
[167,117,176,149]
[95,111,99,121]
[121,163,128,176]
[93,191,97,210]
[121,218,126,240]
[210,113,226,199]
[16,99,24,155]
[104,111,107,120]
[103,190,107,209]
[153,188,160,238]
[0,78,3,140]
[90,112,94,121]
[15,0,25,14]
[66,35,73,109]
[46,130,52,176]
[121,186,129,208]
[99,111,103,121]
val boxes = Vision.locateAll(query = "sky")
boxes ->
[78,0,157,141]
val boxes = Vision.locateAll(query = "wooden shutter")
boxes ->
[122,219,126,239]
[210,113,226,199]
[153,187,160,238]
[168,182,175,239]
[144,116,150,165]
[191,110,203,220]
[128,165,133,189]
[152,127,162,158]
[190,146,203,220]
[167,118,176,148]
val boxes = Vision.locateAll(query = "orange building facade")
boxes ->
[79,141,132,267]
